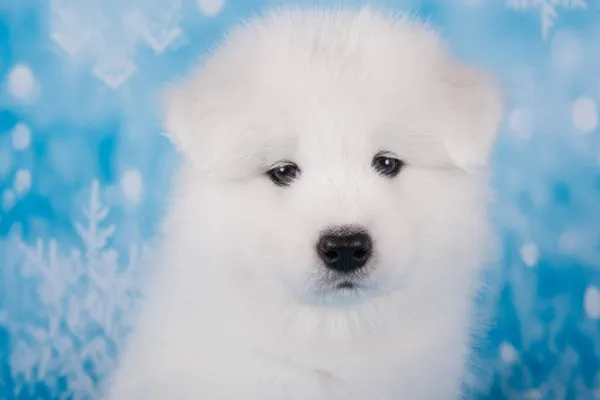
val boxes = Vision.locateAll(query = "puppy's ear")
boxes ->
[441,62,503,171]
[159,79,278,178]
[160,80,202,155]
[159,78,228,173]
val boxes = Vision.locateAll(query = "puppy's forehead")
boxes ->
[198,9,450,159]
[210,10,445,106]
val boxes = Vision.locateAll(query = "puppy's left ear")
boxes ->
[159,79,201,156]
[441,62,503,171]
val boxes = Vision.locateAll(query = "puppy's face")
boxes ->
[163,10,502,307]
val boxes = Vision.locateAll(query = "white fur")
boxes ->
[107,7,502,400]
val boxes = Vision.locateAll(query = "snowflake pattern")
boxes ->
[49,0,184,88]
[506,0,588,39]
[0,0,599,398]
[2,181,149,399]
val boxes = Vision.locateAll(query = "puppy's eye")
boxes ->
[267,161,301,187]
[372,153,404,178]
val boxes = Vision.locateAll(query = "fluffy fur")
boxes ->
[107,7,502,400]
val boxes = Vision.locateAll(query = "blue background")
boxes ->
[1,0,600,398]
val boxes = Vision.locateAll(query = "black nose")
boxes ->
[317,227,373,273]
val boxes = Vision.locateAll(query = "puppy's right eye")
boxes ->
[372,151,404,178]
[267,161,301,187]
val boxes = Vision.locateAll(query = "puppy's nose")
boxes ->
[317,227,372,273]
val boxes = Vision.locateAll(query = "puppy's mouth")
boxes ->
[305,269,376,304]
[336,281,356,290]
[325,273,369,293]
[330,279,366,294]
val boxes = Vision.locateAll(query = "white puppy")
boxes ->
[108,7,502,400]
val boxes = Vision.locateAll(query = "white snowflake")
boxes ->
[120,168,144,204]
[6,64,38,103]
[5,180,151,398]
[11,123,32,151]
[198,0,225,16]
[492,255,600,399]
[584,286,600,320]
[49,0,185,88]
[506,0,587,39]
[500,341,520,364]
[92,56,138,90]
[49,8,95,56]
[122,9,182,54]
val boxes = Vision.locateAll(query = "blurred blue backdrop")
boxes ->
[1,0,599,398]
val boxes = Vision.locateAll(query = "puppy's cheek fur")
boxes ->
[198,183,313,289]
[386,169,490,280]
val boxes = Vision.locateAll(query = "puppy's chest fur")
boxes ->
[108,272,473,400]
[184,318,468,400]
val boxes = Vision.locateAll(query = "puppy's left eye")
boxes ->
[372,153,404,178]
[267,161,301,187]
